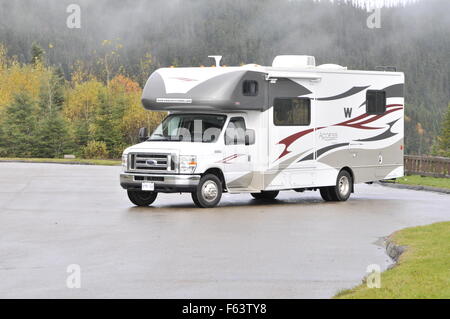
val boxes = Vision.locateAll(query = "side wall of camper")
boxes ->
[262,71,404,191]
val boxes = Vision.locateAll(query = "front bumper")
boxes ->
[120,173,200,193]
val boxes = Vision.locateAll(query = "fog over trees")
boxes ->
[0,0,449,156]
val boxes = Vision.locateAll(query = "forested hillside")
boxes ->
[0,0,449,157]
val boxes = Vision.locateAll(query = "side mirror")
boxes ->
[245,129,255,145]
[138,127,148,142]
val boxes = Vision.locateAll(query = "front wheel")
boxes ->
[191,174,222,208]
[250,191,279,200]
[127,190,158,206]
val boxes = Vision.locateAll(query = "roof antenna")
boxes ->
[208,55,222,67]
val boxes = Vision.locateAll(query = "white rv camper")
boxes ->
[120,55,404,208]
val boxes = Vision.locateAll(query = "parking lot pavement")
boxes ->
[0,162,449,298]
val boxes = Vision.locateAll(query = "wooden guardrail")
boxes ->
[404,155,450,178]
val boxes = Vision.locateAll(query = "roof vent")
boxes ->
[272,55,316,68]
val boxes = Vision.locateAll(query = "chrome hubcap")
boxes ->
[202,181,218,202]
[338,176,350,196]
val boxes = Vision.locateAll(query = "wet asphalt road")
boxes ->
[0,162,449,298]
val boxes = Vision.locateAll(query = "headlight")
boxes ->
[122,154,128,171]
[179,155,197,174]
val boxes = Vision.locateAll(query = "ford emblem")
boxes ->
[146,159,157,166]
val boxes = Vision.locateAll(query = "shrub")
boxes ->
[82,140,108,159]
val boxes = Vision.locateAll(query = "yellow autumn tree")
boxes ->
[0,44,49,112]
[121,96,166,145]
[109,74,165,145]
[110,74,140,94]
[62,79,107,150]
[70,60,95,85]
[63,79,106,123]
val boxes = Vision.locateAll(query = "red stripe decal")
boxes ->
[276,128,324,160]
[275,105,403,161]
[386,104,403,108]
[335,107,403,130]
[217,154,246,164]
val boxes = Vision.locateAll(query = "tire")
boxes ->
[191,174,222,208]
[250,191,279,200]
[319,187,333,201]
[321,170,352,202]
[127,190,158,206]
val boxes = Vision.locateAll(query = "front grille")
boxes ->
[128,153,175,173]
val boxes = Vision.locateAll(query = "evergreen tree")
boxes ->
[32,64,71,158]
[0,93,37,157]
[433,104,450,157]
[92,92,124,158]
[35,110,71,158]
[38,67,65,116]
[69,120,89,156]
[30,43,45,65]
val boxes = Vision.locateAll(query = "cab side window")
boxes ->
[225,117,246,145]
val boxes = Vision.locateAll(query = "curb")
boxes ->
[384,237,406,264]
[383,236,407,270]
[377,181,450,194]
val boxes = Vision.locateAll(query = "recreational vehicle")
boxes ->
[120,55,404,208]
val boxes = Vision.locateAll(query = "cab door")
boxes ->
[223,116,252,189]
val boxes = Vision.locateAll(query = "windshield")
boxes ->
[148,114,227,143]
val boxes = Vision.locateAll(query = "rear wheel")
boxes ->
[127,190,158,206]
[250,191,279,200]
[320,170,352,202]
[191,174,222,208]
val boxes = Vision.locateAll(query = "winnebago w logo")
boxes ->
[344,107,353,118]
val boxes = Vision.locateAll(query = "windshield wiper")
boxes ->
[148,133,169,141]
[148,137,183,142]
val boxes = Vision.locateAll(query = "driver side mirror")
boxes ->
[138,127,148,142]
[245,129,255,145]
